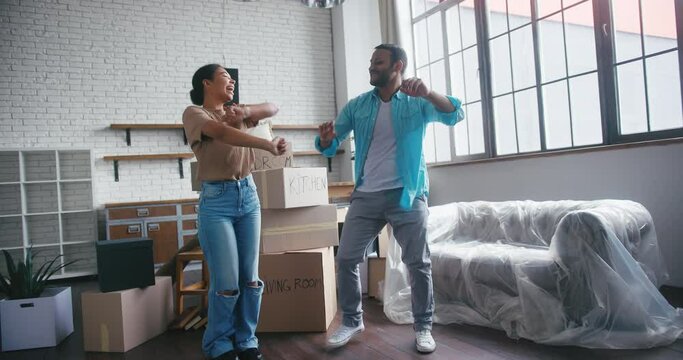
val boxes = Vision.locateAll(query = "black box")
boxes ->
[96,238,155,292]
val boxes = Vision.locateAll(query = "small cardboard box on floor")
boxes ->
[81,276,173,352]
[260,204,339,253]
[252,167,328,209]
[257,247,337,332]
[368,256,387,299]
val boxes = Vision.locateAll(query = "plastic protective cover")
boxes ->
[383,200,683,348]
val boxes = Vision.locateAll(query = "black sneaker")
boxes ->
[214,350,237,360]
[237,348,263,360]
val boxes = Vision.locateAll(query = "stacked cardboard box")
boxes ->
[368,225,391,300]
[252,166,339,332]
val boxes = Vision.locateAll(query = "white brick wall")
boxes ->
[0,217,23,248]
[0,184,21,215]
[26,214,60,245]
[0,0,341,210]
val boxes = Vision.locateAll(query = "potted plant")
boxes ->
[0,248,77,352]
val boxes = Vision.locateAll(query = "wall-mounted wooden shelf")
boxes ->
[292,149,345,172]
[103,153,195,181]
[110,124,186,146]
[272,124,319,130]
[293,150,344,156]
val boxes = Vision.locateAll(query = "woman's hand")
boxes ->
[220,104,244,127]
[318,121,335,149]
[269,136,289,156]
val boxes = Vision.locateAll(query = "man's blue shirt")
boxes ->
[315,89,465,208]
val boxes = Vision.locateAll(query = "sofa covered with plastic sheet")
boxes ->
[383,200,683,348]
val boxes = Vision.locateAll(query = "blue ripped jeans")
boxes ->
[198,175,263,358]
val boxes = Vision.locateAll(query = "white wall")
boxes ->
[332,0,382,182]
[0,0,340,212]
[428,142,683,287]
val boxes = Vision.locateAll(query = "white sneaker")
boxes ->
[326,323,365,349]
[415,329,436,353]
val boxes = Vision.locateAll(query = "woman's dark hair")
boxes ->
[190,64,223,105]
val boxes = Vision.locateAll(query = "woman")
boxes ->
[183,64,286,360]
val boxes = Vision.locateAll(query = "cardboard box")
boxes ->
[261,204,339,254]
[377,225,391,258]
[336,205,349,223]
[257,247,337,332]
[252,148,294,171]
[368,257,386,299]
[252,167,329,209]
[0,287,74,352]
[82,277,173,352]
[97,238,155,292]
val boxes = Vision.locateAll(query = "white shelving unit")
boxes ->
[0,150,97,278]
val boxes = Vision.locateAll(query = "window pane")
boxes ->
[564,1,597,75]
[468,102,486,154]
[494,95,518,155]
[543,81,572,149]
[613,0,642,63]
[412,0,426,18]
[417,66,431,89]
[461,1,477,48]
[537,0,561,19]
[430,60,446,95]
[647,52,683,131]
[569,73,602,146]
[507,0,532,29]
[449,54,466,101]
[463,46,481,102]
[510,25,536,90]
[435,121,452,162]
[454,113,470,155]
[428,13,444,61]
[515,88,541,152]
[414,20,429,68]
[564,0,583,6]
[446,6,463,53]
[642,0,677,55]
[426,0,439,11]
[617,60,647,134]
[424,123,437,163]
[539,13,566,83]
[490,35,512,95]
[452,104,485,156]
[488,0,508,39]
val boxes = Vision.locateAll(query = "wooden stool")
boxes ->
[175,247,209,315]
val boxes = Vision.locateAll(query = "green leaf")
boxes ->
[0,247,81,299]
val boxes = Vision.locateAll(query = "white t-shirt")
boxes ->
[357,100,403,192]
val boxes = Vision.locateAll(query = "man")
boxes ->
[315,44,464,353]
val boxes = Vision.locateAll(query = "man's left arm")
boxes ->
[401,77,464,126]
[422,91,464,126]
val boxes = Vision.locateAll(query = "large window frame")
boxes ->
[409,0,683,164]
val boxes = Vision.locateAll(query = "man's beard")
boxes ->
[370,71,390,87]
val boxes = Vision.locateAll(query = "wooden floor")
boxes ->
[3,279,683,360]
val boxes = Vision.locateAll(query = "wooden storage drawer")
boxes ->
[146,221,178,264]
[109,223,143,240]
[182,204,199,215]
[182,219,198,231]
[108,205,176,220]
[183,235,196,246]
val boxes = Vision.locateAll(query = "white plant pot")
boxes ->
[0,286,74,352]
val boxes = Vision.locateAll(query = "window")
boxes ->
[612,0,682,137]
[404,0,683,164]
